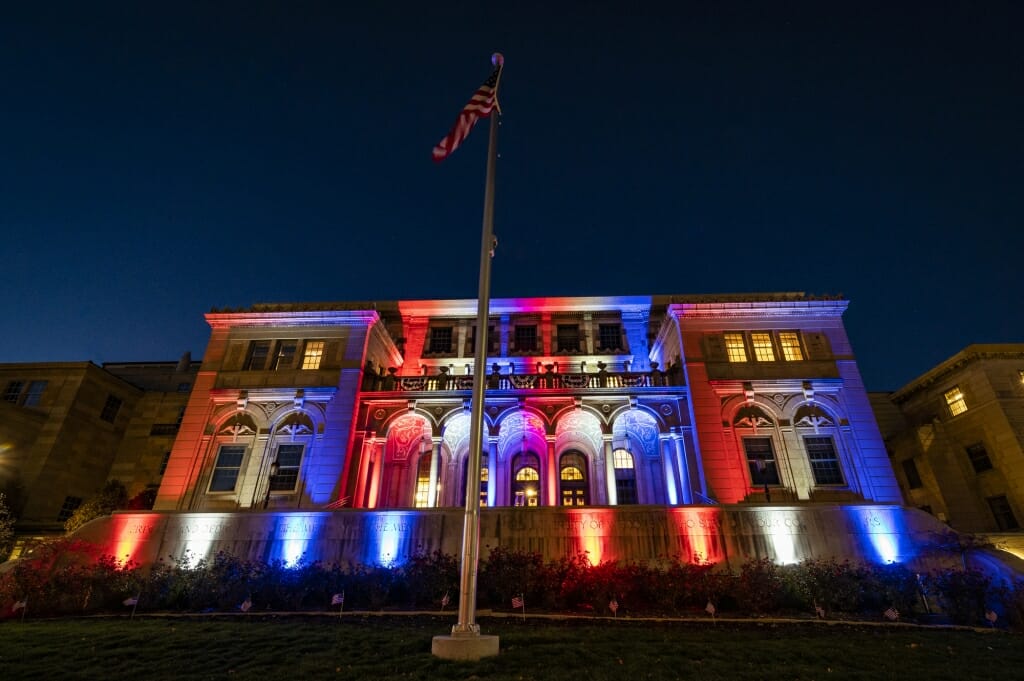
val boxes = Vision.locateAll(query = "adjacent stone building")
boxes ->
[0,356,199,538]
[872,345,1024,534]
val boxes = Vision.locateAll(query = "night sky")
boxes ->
[2,2,1021,390]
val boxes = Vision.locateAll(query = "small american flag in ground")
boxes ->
[123,596,139,606]
[432,58,503,162]
[608,599,618,614]
[240,598,252,613]
[705,600,716,616]
[441,591,450,608]
[512,595,524,609]
[331,592,345,606]
[883,606,899,621]
[12,599,27,611]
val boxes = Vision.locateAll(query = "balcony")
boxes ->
[361,361,684,394]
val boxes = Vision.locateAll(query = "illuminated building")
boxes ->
[153,293,901,516]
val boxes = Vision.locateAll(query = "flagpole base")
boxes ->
[431,634,500,661]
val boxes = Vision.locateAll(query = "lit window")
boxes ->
[479,453,488,507]
[516,467,539,481]
[100,395,122,423]
[244,341,271,370]
[560,466,584,481]
[724,333,747,362]
[966,443,992,473]
[301,341,325,370]
[414,453,432,508]
[209,445,246,492]
[3,381,24,403]
[512,454,541,507]
[427,327,453,355]
[22,381,47,406]
[778,332,804,361]
[804,436,844,485]
[559,452,588,506]
[944,386,967,416]
[612,449,637,504]
[271,340,298,370]
[751,332,775,362]
[270,444,303,491]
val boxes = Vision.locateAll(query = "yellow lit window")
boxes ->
[414,455,432,508]
[779,332,804,361]
[944,386,968,416]
[560,466,584,481]
[301,341,324,370]
[724,333,747,362]
[751,332,775,362]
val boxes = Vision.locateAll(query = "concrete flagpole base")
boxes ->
[431,634,500,661]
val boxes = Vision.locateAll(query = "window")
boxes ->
[988,495,1019,530]
[414,453,432,508]
[100,395,122,423]
[512,453,541,506]
[271,340,298,370]
[22,380,47,406]
[176,382,191,393]
[778,332,804,361]
[3,381,24,403]
[514,325,538,353]
[598,324,622,352]
[902,459,923,489]
[479,452,489,507]
[743,437,780,485]
[560,451,588,506]
[724,333,748,363]
[804,436,844,485]
[944,386,968,416]
[57,496,83,522]
[556,325,580,353]
[301,341,325,370]
[966,442,992,473]
[468,325,497,355]
[427,327,454,355]
[158,451,172,476]
[613,449,637,505]
[244,341,272,370]
[269,444,303,491]
[751,332,775,362]
[209,444,246,492]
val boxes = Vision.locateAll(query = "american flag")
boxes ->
[240,597,252,613]
[123,595,139,607]
[432,58,503,162]
[511,594,524,610]
[608,599,618,614]
[12,599,27,611]
[883,606,899,621]
[331,592,345,606]
[705,600,716,616]
[440,591,450,608]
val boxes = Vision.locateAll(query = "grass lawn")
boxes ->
[1,614,1021,680]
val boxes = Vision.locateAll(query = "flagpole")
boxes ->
[433,52,503,661]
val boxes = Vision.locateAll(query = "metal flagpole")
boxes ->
[433,52,503,660]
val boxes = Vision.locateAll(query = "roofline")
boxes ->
[891,343,1024,403]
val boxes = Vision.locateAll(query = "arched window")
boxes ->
[559,451,589,506]
[413,454,432,508]
[612,448,637,504]
[512,452,541,507]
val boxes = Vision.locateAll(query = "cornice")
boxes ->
[205,309,381,329]
[668,298,848,319]
[891,344,1024,404]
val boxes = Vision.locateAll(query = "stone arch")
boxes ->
[385,412,433,463]
[611,409,660,459]
[554,408,603,459]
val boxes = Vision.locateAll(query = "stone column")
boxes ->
[354,436,374,508]
[603,436,617,505]
[487,438,499,507]
[546,437,558,506]
[367,441,383,509]
[673,429,692,504]
[661,435,679,505]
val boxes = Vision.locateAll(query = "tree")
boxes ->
[64,480,129,534]
[0,492,15,561]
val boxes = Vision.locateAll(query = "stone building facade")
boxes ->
[0,357,199,534]
[153,293,900,514]
[872,345,1024,533]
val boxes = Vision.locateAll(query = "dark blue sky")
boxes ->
[1,2,1021,390]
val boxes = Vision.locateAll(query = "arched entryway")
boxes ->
[559,450,589,506]
[512,452,541,506]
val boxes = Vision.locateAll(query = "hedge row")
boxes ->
[2,538,1022,628]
